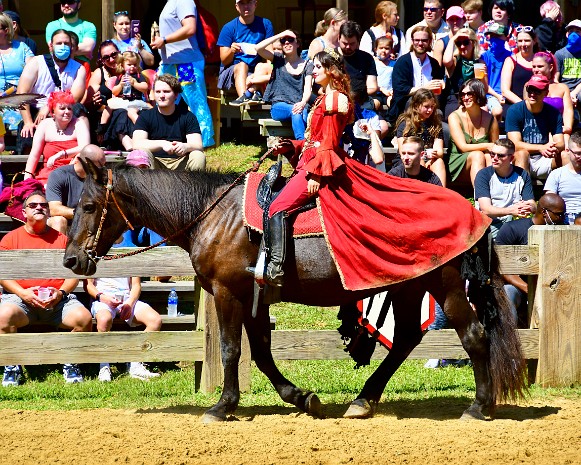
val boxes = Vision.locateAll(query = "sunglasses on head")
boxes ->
[114,11,129,16]
[526,85,544,94]
[516,25,533,33]
[101,51,119,61]
[424,7,441,12]
[455,39,471,47]
[25,202,49,209]
[279,36,296,44]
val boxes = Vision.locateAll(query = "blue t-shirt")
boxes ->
[505,101,563,145]
[481,48,511,94]
[0,40,33,90]
[216,16,274,70]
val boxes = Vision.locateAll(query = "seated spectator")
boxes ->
[217,0,274,105]
[343,104,385,168]
[110,10,154,67]
[544,130,581,224]
[535,1,566,54]
[374,36,396,106]
[554,20,581,107]
[474,138,536,237]
[495,193,566,322]
[0,12,33,91]
[405,0,449,46]
[306,8,347,59]
[462,0,485,31]
[0,191,92,387]
[17,29,86,154]
[388,135,442,185]
[395,89,447,186]
[448,79,498,186]
[480,22,511,118]
[501,27,536,105]
[86,236,162,382]
[46,144,107,234]
[360,1,405,59]
[23,91,90,184]
[133,74,205,171]
[442,27,488,119]
[506,74,565,177]
[432,6,466,66]
[4,10,37,55]
[477,0,521,54]
[256,30,313,140]
[387,26,445,128]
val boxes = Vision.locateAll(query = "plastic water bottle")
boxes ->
[167,288,178,317]
[122,72,132,97]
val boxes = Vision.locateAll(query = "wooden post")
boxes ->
[102,0,115,42]
[528,226,581,387]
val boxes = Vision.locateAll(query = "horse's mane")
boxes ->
[114,164,241,235]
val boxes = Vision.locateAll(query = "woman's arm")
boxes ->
[442,37,457,73]
[448,110,494,153]
[561,84,574,135]
[24,119,48,178]
[501,56,521,104]
[136,38,154,67]
[293,73,313,115]
[432,137,444,158]
[256,30,292,62]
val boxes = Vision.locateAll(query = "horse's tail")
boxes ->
[462,234,528,410]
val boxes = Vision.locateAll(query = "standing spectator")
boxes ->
[535,1,566,54]
[151,0,215,148]
[306,8,347,59]
[544,130,581,224]
[477,0,522,54]
[480,22,511,117]
[45,0,97,78]
[462,0,485,32]
[4,10,36,55]
[0,191,92,386]
[17,29,86,154]
[0,13,33,91]
[374,35,396,105]
[360,1,405,59]
[216,0,274,106]
[388,26,445,127]
[46,144,107,234]
[433,6,466,66]
[405,0,449,46]
[501,27,537,105]
[388,135,442,185]
[448,79,498,186]
[505,74,565,177]
[474,138,535,237]
[133,74,205,171]
[555,20,581,105]
[256,30,313,141]
[110,11,154,68]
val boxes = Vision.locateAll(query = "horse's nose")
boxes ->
[63,254,78,270]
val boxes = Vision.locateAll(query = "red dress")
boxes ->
[35,139,78,184]
[270,91,491,291]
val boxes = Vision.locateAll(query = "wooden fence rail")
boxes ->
[0,226,580,390]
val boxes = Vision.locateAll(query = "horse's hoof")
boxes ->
[460,409,486,421]
[201,412,227,424]
[343,398,375,419]
[305,392,323,418]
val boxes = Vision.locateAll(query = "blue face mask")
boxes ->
[53,44,71,61]
[489,37,505,51]
[566,32,581,54]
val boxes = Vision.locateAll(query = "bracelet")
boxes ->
[63,149,67,157]
[24,170,35,178]
[96,293,103,302]
[59,289,69,300]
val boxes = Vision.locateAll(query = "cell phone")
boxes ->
[131,20,140,38]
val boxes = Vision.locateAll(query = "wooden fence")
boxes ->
[0,226,579,391]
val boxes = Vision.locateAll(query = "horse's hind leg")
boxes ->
[243,304,322,418]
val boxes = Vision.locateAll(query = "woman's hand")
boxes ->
[46,151,66,168]
[307,174,321,195]
[292,101,306,114]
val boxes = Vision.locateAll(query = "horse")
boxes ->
[63,161,527,422]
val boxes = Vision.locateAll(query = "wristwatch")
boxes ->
[96,293,103,302]
[162,36,167,45]
[59,289,69,300]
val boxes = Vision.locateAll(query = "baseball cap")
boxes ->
[126,150,151,168]
[446,6,465,20]
[486,22,508,36]
[565,19,581,31]
[525,74,550,91]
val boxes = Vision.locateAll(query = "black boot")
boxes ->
[265,211,287,287]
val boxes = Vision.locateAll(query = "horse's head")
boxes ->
[63,159,133,275]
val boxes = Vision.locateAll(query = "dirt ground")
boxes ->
[0,397,579,464]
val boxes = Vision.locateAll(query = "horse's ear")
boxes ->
[79,157,106,185]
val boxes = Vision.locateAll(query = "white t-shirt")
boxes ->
[544,165,581,223]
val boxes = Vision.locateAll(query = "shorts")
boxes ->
[218,64,255,91]
[486,94,502,112]
[91,298,150,328]
[529,154,553,180]
[0,293,84,327]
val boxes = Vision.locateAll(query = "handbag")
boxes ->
[0,171,45,222]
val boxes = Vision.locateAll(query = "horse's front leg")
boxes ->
[201,289,244,423]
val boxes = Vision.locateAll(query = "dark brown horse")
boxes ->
[64,162,527,422]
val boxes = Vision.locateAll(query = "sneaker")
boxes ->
[98,365,112,382]
[129,362,160,380]
[247,91,264,105]
[229,94,250,106]
[63,364,84,383]
[424,359,440,369]
[2,365,22,387]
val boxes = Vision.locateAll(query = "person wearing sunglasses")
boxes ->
[476,0,522,54]
[433,6,466,66]
[0,190,93,387]
[255,30,313,140]
[506,74,565,179]
[404,0,449,47]
[544,130,581,224]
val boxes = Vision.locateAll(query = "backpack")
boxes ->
[194,0,220,64]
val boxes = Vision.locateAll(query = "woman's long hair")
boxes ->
[314,8,347,37]
[395,89,441,139]
[534,51,557,81]
[314,50,353,107]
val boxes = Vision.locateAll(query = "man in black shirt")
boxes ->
[133,74,205,171]
[388,136,442,186]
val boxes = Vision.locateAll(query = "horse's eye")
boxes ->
[82,203,96,213]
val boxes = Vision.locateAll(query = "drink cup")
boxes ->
[38,287,50,301]
[474,63,486,79]
[432,81,443,95]
[115,292,125,306]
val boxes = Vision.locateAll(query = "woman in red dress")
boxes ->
[265,51,490,291]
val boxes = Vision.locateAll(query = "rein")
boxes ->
[86,148,275,263]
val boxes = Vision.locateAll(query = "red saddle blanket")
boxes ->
[243,172,323,237]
